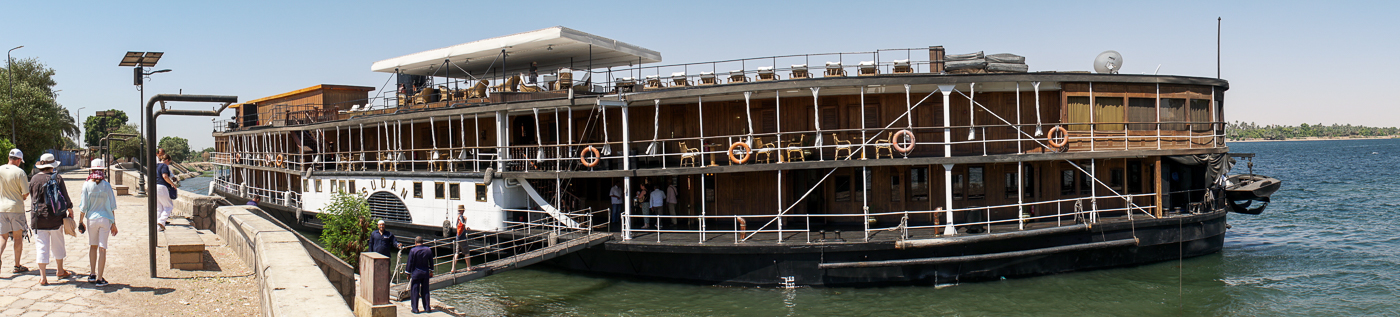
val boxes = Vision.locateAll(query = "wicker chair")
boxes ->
[875,135,894,159]
[785,134,808,162]
[679,141,701,167]
[467,80,489,98]
[491,75,521,92]
[754,137,778,163]
[832,133,854,159]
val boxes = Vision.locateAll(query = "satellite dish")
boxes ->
[1093,50,1123,74]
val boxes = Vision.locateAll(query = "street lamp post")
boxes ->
[7,45,22,142]
[75,106,85,148]
[119,51,167,197]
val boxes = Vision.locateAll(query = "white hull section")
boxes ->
[299,176,537,232]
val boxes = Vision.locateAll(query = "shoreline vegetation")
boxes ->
[1227,122,1400,142]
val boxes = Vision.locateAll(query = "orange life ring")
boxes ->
[275,154,285,168]
[579,146,601,167]
[892,129,916,153]
[1046,126,1068,148]
[727,142,751,164]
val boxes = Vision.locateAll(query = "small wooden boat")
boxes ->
[1225,174,1281,214]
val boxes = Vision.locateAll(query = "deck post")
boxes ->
[938,84,955,236]
[811,87,823,161]
[859,88,866,159]
[624,176,632,240]
[862,166,869,241]
[496,111,507,171]
[1155,83,1161,150]
[1089,82,1095,152]
[1090,159,1098,223]
[775,91,782,163]
[1018,161,1025,231]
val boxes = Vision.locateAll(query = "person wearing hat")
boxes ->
[366,219,401,257]
[29,152,74,285]
[78,158,118,286]
[0,148,31,275]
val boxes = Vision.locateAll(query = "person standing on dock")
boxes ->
[0,149,30,275]
[368,220,401,257]
[609,181,623,232]
[405,236,434,313]
[78,159,117,287]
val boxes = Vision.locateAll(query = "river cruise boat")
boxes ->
[210,26,1262,287]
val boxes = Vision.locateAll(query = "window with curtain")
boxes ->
[1128,98,1156,131]
[1189,99,1211,132]
[910,167,929,201]
[968,166,985,200]
[1066,97,1092,131]
[1160,98,1186,131]
[1095,97,1125,131]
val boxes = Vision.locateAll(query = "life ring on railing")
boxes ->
[579,146,601,167]
[892,129,916,153]
[275,154,285,168]
[728,142,751,164]
[1046,126,1068,148]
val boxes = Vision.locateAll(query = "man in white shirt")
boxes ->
[650,185,665,230]
[608,181,623,232]
[0,149,31,274]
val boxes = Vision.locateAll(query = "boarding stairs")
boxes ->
[388,203,611,300]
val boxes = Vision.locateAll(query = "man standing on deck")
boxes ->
[666,179,679,227]
[405,236,434,313]
[650,184,665,230]
[367,220,401,257]
[0,149,30,275]
[608,180,623,232]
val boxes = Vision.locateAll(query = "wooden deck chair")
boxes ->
[824,62,846,77]
[468,80,489,98]
[679,141,700,167]
[858,61,878,76]
[520,82,543,93]
[378,152,395,171]
[790,64,811,79]
[892,59,912,74]
[553,69,573,90]
[437,85,452,101]
[785,134,808,162]
[491,75,521,92]
[832,133,854,159]
[698,72,718,85]
[728,70,749,83]
[644,75,664,89]
[671,72,690,87]
[756,66,779,81]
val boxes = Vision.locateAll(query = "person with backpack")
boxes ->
[29,153,73,285]
[78,159,117,287]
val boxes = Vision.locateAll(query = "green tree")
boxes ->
[159,136,190,162]
[318,190,375,266]
[109,124,143,161]
[83,109,128,147]
[1,57,79,165]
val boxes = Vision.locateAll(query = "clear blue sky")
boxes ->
[4,0,1395,150]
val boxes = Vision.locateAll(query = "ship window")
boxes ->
[967,166,985,200]
[1023,165,1035,198]
[1079,167,1092,195]
[1110,169,1124,191]
[339,181,346,193]
[890,173,901,202]
[349,181,356,193]
[952,172,965,201]
[1160,98,1186,130]
[302,180,308,192]
[413,182,423,198]
[1061,169,1075,196]
[910,167,929,201]
[1128,161,1144,194]
[1005,171,1018,199]
[1095,97,1125,131]
[835,175,852,202]
[314,179,322,192]
[1189,99,1211,132]
[1128,98,1156,131]
[435,182,445,199]
[762,110,776,133]
[449,183,461,200]
[475,183,488,202]
[1066,97,1091,131]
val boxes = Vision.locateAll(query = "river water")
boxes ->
[427,139,1399,316]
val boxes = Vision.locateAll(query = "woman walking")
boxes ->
[79,159,117,286]
[29,153,73,285]
[154,149,175,231]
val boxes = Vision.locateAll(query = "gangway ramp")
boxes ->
[392,232,611,299]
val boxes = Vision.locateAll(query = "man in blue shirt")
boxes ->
[405,236,434,313]
[366,220,401,257]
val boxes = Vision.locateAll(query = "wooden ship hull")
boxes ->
[209,27,1259,287]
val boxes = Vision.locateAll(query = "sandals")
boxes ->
[12,265,28,273]
[55,270,74,279]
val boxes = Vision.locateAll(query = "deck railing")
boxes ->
[389,207,606,284]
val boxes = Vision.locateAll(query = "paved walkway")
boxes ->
[0,171,257,316]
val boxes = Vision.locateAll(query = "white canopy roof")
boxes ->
[370,26,662,79]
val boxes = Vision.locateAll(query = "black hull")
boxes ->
[547,211,1227,287]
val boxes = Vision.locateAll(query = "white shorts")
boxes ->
[34,229,66,264]
[88,217,113,248]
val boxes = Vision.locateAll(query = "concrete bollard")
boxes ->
[354,252,396,317]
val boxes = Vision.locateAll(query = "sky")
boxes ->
[3,0,1396,150]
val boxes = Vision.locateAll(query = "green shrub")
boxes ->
[318,190,375,266]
